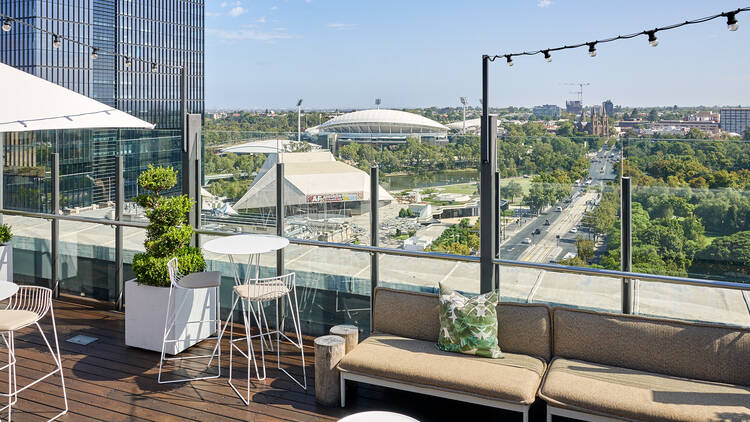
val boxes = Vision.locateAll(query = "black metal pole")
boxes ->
[51,153,59,297]
[370,165,379,331]
[479,55,497,294]
[494,170,500,290]
[621,176,633,314]
[276,163,285,277]
[115,156,124,311]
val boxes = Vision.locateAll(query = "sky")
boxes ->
[205,0,750,110]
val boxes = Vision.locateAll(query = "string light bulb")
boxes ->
[2,18,11,32]
[726,12,739,31]
[543,50,552,62]
[647,30,659,47]
[53,35,61,49]
[505,55,513,67]
[587,42,597,57]
[91,48,98,59]
[151,63,158,72]
[125,57,132,68]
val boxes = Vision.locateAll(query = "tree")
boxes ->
[647,109,658,122]
[693,231,750,279]
[575,236,595,263]
[503,181,524,204]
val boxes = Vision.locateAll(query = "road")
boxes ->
[498,146,618,262]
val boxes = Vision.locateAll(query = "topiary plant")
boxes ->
[0,224,12,245]
[131,165,205,287]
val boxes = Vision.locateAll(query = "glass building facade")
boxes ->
[0,0,204,211]
[719,107,750,136]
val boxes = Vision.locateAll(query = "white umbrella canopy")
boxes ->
[0,62,155,133]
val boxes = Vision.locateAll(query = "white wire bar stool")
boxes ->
[227,272,307,405]
[158,257,222,384]
[0,286,67,421]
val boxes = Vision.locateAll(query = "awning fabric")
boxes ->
[0,62,155,133]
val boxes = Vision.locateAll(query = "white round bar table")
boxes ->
[203,234,289,372]
[0,281,19,302]
[339,412,420,422]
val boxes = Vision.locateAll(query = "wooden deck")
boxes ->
[5,297,543,422]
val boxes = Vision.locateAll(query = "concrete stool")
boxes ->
[314,335,345,406]
[329,324,359,354]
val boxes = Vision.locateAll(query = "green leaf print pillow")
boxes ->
[436,283,503,359]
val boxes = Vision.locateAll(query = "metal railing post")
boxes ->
[276,162,284,277]
[621,176,633,314]
[51,153,60,297]
[370,165,379,331]
[115,156,124,311]
[494,170,500,290]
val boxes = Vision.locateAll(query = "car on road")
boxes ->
[533,228,542,235]
[555,206,562,212]
[570,227,578,233]
[522,238,532,244]
[544,219,551,226]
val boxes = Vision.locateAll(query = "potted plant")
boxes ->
[124,166,214,354]
[0,224,13,282]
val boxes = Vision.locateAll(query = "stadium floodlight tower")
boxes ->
[297,99,303,142]
[375,98,381,109]
[460,97,468,133]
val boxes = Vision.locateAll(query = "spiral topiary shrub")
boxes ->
[131,165,205,287]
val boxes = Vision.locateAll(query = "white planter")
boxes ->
[124,279,217,355]
[0,245,13,283]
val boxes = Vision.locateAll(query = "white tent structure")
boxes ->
[234,151,393,211]
[0,62,154,133]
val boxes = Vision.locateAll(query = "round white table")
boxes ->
[0,281,19,302]
[203,234,290,370]
[339,412,419,422]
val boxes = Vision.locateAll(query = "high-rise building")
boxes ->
[603,100,614,116]
[719,108,750,135]
[565,100,583,114]
[0,1,204,211]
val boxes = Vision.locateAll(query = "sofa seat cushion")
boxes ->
[337,334,545,404]
[539,358,750,422]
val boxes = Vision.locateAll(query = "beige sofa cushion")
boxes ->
[553,308,750,386]
[540,358,750,422]
[338,334,545,405]
[372,287,552,361]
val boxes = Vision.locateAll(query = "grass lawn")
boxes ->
[439,183,479,195]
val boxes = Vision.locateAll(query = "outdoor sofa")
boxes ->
[337,287,750,422]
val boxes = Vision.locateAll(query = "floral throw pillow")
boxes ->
[437,283,503,359]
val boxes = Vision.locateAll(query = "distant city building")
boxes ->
[687,111,719,122]
[307,109,448,145]
[566,100,583,114]
[532,105,561,118]
[603,100,614,116]
[719,108,750,135]
[653,120,719,134]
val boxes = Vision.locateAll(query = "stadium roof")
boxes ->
[234,151,394,210]
[220,139,317,155]
[313,109,448,137]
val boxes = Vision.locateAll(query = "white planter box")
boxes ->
[124,279,217,355]
[0,245,13,283]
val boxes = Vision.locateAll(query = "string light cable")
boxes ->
[0,13,183,71]
[485,7,749,65]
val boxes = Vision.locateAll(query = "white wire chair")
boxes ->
[0,285,67,421]
[158,257,222,384]
[228,272,307,405]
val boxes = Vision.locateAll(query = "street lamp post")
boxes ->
[297,99,303,142]
[460,97,467,133]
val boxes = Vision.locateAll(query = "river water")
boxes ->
[380,169,480,192]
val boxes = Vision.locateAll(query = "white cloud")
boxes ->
[206,11,221,17]
[257,16,266,24]
[207,27,293,42]
[228,6,247,17]
[270,6,278,11]
[537,0,552,7]
[327,23,357,30]
[220,2,227,7]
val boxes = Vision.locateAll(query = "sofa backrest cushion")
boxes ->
[373,287,552,361]
[553,308,750,386]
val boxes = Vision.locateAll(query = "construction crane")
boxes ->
[564,82,590,106]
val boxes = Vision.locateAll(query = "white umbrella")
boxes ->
[0,62,155,132]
